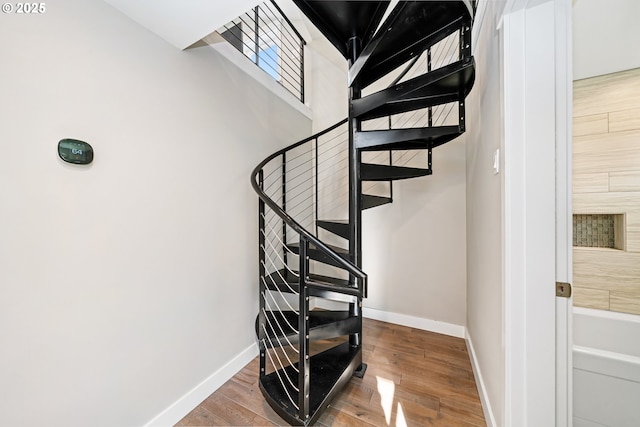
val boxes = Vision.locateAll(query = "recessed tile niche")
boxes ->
[573,214,625,250]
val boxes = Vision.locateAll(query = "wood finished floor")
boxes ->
[176,318,486,426]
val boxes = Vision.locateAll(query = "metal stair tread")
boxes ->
[360,163,433,181]
[352,57,475,120]
[258,310,360,350]
[355,125,462,150]
[361,194,392,210]
[262,310,354,335]
[317,219,350,240]
[264,268,351,289]
[287,242,349,268]
[259,342,361,426]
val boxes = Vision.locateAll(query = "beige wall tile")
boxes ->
[573,173,609,193]
[609,108,640,133]
[609,171,640,192]
[610,290,640,315]
[574,130,640,175]
[573,113,608,137]
[573,286,610,310]
[574,68,640,117]
[573,248,640,292]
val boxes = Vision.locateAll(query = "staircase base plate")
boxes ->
[353,362,367,378]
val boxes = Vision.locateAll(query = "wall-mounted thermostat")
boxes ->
[58,139,93,165]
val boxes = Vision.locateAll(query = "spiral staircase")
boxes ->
[250,1,476,425]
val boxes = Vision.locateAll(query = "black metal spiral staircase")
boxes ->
[250,1,476,425]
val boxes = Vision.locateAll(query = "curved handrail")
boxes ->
[251,118,367,287]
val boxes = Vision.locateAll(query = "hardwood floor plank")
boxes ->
[175,318,485,426]
[176,406,223,426]
[199,393,271,426]
[315,405,379,427]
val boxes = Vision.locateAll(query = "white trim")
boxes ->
[466,329,497,427]
[554,0,574,425]
[502,8,527,425]
[503,2,559,425]
[143,342,259,427]
[574,306,640,324]
[362,307,465,338]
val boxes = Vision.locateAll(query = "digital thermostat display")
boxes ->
[58,139,93,165]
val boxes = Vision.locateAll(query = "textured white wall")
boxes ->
[0,1,311,425]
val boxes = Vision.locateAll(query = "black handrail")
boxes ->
[251,118,367,288]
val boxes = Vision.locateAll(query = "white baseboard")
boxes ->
[362,306,466,338]
[466,329,496,427]
[144,342,259,427]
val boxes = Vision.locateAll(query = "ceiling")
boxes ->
[101,0,640,82]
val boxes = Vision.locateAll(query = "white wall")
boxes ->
[362,141,467,329]
[465,0,506,425]
[0,1,311,425]
[573,0,640,80]
[305,46,348,132]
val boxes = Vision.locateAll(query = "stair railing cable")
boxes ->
[253,118,366,423]
[219,0,305,102]
[357,14,472,200]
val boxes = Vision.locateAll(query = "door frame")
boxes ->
[502,0,572,425]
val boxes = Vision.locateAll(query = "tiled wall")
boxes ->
[573,67,640,316]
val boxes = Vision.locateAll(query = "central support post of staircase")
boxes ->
[347,37,365,374]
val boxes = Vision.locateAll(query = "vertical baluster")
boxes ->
[459,21,471,133]
[388,149,393,202]
[428,47,433,127]
[258,170,266,378]
[282,153,288,269]
[298,236,310,422]
[254,6,260,67]
[315,138,319,237]
[300,37,305,103]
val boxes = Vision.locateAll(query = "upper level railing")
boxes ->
[219,0,306,102]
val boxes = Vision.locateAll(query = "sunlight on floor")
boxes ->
[376,375,408,427]
[396,402,408,427]
[376,376,395,425]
